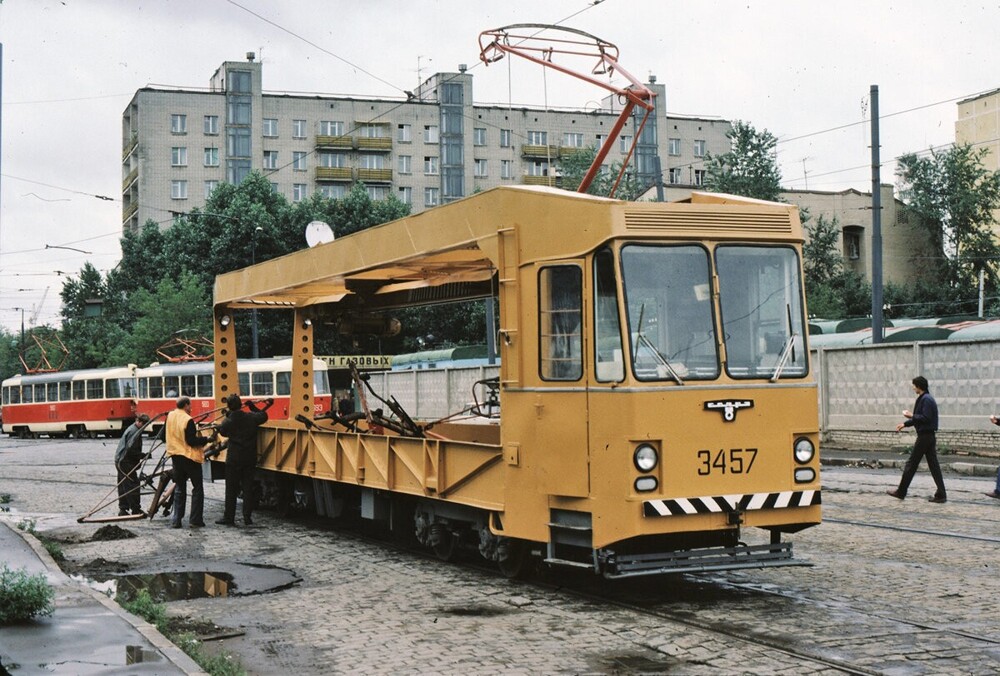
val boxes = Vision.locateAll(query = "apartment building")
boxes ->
[121,53,732,231]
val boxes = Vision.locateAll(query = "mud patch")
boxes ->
[91,524,137,541]
[593,652,681,673]
[437,604,510,617]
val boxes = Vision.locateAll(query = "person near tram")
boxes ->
[216,394,272,526]
[888,376,947,503]
[163,396,213,528]
[114,414,150,516]
[986,414,1000,500]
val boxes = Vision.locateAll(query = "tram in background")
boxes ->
[135,357,333,431]
[1,366,138,439]
[210,186,821,579]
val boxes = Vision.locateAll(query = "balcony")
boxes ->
[121,168,138,192]
[559,146,587,158]
[521,144,560,158]
[357,137,392,151]
[522,175,558,187]
[316,167,353,182]
[122,202,138,221]
[357,168,393,183]
[315,135,354,149]
[122,136,138,161]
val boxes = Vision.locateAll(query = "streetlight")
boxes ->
[251,226,263,359]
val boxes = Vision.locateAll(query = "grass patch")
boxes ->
[120,590,246,676]
[0,564,55,624]
[40,538,65,562]
[0,493,11,504]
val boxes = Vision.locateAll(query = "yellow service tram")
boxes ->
[210,186,821,578]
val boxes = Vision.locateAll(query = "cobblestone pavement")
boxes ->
[2,437,998,675]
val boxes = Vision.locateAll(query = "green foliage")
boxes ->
[803,214,872,318]
[0,564,55,624]
[120,591,245,676]
[558,146,647,200]
[0,493,11,504]
[40,539,64,562]
[896,143,1000,292]
[16,518,35,533]
[704,120,783,202]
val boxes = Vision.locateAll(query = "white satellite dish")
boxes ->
[305,220,335,247]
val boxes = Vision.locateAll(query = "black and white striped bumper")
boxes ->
[643,490,821,517]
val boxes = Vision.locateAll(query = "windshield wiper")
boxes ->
[770,332,798,382]
[636,332,685,385]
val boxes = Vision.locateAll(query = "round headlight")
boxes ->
[634,443,658,472]
[794,437,815,464]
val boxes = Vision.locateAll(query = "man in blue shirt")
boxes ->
[887,376,947,503]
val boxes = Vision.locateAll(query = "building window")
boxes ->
[171,180,188,199]
[694,139,706,157]
[501,159,512,179]
[398,186,412,205]
[263,150,278,169]
[171,114,187,134]
[563,132,583,147]
[228,70,252,93]
[474,128,487,146]
[204,180,219,198]
[367,186,388,200]
[227,127,251,157]
[320,120,344,136]
[398,124,411,142]
[528,160,549,177]
[668,138,681,156]
[359,123,385,138]
[204,147,219,167]
[424,156,439,175]
[227,159,251,184]
[844,228,863,260]
[423,125,439,143]
[292,119,306,138]
[360,154,385,169]
[500,129,512,147]
[171,147,187,167]
[619,135,633,153]
[319,152,346,168]
[528,130,547,145]
[293,184,307,202]
[319,184,346,199]
[595,134,605,147]
[398,155,411,174]
[292,151,307,170]
[474,159,488,177]
[228,98,251,125]
[424,187,440,206]
[693,169,706,185]
[204,115,219,135]
[270,182,279,194]
[263,118,278,137]
[668,168,682,184]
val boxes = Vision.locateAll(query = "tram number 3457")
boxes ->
[697,448,758,475]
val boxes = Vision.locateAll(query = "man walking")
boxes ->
[888,376,947,503]
[216,394,272,526]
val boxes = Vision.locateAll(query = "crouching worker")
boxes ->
[216,394,272,526]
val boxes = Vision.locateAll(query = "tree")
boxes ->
[802,214,871,319]
[704,120,783,202]
[558,146,647,200]
[896,143,1000,292]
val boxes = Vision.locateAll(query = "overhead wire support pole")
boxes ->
[478,24,656,196]
[870,85,884,344]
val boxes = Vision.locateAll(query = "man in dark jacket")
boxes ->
[115,414,151,516]
[216,394,272,525]
[888,375,947,503]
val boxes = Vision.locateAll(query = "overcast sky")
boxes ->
[1,0,998,333]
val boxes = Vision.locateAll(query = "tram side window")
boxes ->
[538,265,583,381]
[197,374,213,398]
[315,369,331,394]
[149,378,164,399]
[164,376,180,397]
[252,372,274,396]
[47,383,59,402]
[276,372,292,396]
[34,384,46,403]
[238,373,250,396]
[106,379,121,398]
[1,387,8,405]
[22,386,33,404]
[594,249,624,382]
[86,379,102,399]
[59,381,71,401]
[122,379,136,398]
[72,381,85,400]
[180,375,197,397]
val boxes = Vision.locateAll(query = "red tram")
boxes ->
[1,366,138,438]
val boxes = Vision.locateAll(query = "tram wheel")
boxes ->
[430,524,457,561]
[497,538,530,579]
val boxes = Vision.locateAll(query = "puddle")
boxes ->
[73,560,301,602]
[437,605,510,617]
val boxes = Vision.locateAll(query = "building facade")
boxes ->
[122,54,732,231]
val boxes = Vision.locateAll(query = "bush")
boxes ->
[0,564,55,624]
[120,589,167,630]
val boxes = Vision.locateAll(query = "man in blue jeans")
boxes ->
[887,376,947,503]
[986,414,1000,499]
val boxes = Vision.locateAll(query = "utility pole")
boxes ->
[870,85,884,344]
[251,227,262,359]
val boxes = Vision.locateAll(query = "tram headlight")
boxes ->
[634,476,658,492]
[633,444,658,473]
[793,437,815,464]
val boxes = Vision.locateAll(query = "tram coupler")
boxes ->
[727,510,744,526]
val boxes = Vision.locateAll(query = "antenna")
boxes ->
[305,220,335,248]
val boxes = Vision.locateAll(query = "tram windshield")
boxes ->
[621,244,718,381]
[716,245,807,379]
